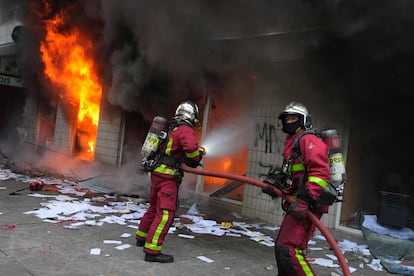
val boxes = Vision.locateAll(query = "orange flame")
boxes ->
[203,150,247,201]
[40,12,102,160]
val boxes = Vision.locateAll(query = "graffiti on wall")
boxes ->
[254,122,282,154]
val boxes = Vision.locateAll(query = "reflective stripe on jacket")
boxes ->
[153,124,201,177]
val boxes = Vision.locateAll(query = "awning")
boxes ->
[0,42,18,56]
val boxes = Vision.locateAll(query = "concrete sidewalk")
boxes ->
[0,177,393,276]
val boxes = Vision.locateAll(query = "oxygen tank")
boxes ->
[320,129,346,189]
[141,116,169,160]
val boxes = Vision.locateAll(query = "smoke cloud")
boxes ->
[4,0,414,202]
[15,0,414,119]
[16,0,328,119]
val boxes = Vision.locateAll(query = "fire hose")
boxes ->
[181,164,351,276]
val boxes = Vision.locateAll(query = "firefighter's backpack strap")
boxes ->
[291,130,317,162]
[291,129,339,206]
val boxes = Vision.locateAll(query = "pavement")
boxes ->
[0,170,396,276]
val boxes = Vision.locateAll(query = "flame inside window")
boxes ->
[40,13,102,161]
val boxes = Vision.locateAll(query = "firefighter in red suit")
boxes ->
[263,102,331,275]
[136,100,204,263]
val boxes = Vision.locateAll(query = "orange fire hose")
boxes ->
[182,164,351,276]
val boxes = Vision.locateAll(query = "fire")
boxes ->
[204,150,248,201]
[40,12,102,160]
[204,156,232,187]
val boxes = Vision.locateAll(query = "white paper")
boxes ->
[362,215,414,240]
[225,233,241,237]
[120,233,131,238]
[103,240,122,244]
[115,244,132,250]
[178,234,195,239]
[258,240,274,247]
[187,203,200,215]
[197,256,214,263]
[90,248,101,255]
[262,225,280,231]
[367,259,383,271]
[325,254,338,261]
[309,247,324,251]
[313,234,326,241]
[311,258,340,268]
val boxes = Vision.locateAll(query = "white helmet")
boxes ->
[174,100,201,128]
[278,102,312,129]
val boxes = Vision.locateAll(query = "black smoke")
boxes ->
[11,0,414,213]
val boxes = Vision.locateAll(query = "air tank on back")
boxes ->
[320,129,346,194]
[141,116,169,160]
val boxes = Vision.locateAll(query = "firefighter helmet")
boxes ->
[174,100,201,128]
[278,102,312,130]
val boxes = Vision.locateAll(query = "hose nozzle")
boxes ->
[199,146,207,156]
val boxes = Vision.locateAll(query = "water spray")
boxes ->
[200,121,251,158]
[181,164,351,276]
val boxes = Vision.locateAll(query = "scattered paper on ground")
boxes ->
[197,256,214,263]
[363,215,414,240]
[367,259,383,271]
[178,234,195,239]
[104,240,122,244]
[90,248,101,255]
[0,168,391,274]
[115,244,132,250]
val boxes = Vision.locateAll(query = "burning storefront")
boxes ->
[2,0,413,232]
[12,0,253,201]
[39,10,102,162]
[0,0,359,230]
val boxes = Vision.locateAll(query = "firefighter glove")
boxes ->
[288,199,309,219]
[262,185,278,198]
[263,170,285,189]
[174,169,184,185]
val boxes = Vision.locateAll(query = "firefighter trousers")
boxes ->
[275,212,323,276]
[136,173,178,255]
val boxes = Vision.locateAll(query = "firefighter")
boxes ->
[135,100,204,263]
[263,102,331,275]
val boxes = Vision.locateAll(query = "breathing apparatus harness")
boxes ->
[263,129,344,210]
[142,119,192,185]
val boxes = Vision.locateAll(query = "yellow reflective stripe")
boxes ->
[136,230,147,238]
[308,176,328,188]
[289,163,305,172]
[165,138,173,155]
[186,149,200,158]
[145,209,170,251]
[144,241,161,251]
[295,248,314,275]
[154,164,176,175]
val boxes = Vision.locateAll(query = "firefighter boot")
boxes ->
[145,253,174,263]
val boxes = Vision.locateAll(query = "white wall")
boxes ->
[241,63,348,229]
